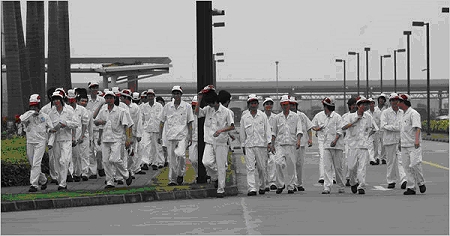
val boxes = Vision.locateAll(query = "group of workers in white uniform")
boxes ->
[20,82,426,196]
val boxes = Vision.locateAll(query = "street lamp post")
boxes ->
[213,52,224,86]
[336,59,346,110]
[412,21,430,135]
[348,51,360,96]
[275,61,279,99]
[394,49,406,93]
[364,47,370,97]
[380,54,391,93]
[403,31,412,94]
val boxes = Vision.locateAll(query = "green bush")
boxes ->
[422,120,449,134]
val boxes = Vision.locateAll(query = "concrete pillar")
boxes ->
[102,75,109,90]
[110,75,118,88]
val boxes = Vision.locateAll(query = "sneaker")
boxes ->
[67,175,74,182]
[50,179,58,184]
[216,192,225,198]
[338,189,345,193]
[98,169,106,177]
[387,183,396,189]
[104,185,115,189]
[41,179,48,190]
[351,184,358,194]
[29,186,38,192]
[73,176,81,182]
[318,179,324,184]
[126,172,133,186]
[270,185,277,190]
[404,188,416,195]
[141,164,149,170]
[177,176,184,185]
[345,179,351,187]
[57,186,67,191]
[293,187,298,192]
[419,184,426,193]
[259,189,266,195]
[322,190,330,194]
[168,182,177,186]
[164,162,169,167]
[297,186,305,191]
[381,159,387,165]
[376,159,380,165]
[264,187,270,192]
[369,161,376,165]
[276,188,283,194]
[89,174,97,179]
[136,171,146,175]
[358,189,365,194]
[288,190,294,194]
[81,176,89,181]
[401,181,407,189]
[158,165,164,169]
[247,191,257,196]
[281,184,285,190]
[117,180,124,185]
[151,165,158,170]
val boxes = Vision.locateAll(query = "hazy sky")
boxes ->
[19,0,449,84]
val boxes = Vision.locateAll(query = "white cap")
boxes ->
[200,85,216,94]
[104,91,115,97]
[141,91,148,97]
[147,89,155,95]
[67,89,76,99]
[29,94,41,106]
[389,92,399,100]
[322,96,335,106]
[88,81,99,88]
[280,95,291,104]
[263,97,274,105]
[111,87,120,94]
[378,93,387,100]
[247,94,258,102]
[289,96,298,104]
[121,89,132,98]
[356,95,369,105]
[171,85,183,93]
[51,91,64,99]
[55,88,66,97]
[398,93,411,102]
[368,97,375,103]
[192,95,198,105]
[132,92,140,100]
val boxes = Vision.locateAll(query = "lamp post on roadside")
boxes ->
[213,52,224,86]
[275,61,279,100]
[403,31,412,94]
[412,20,431,135]
[380,54,391,93]
[348,51,360,96]
[393,49,406,93]
[336,59,346,110]
[364,47,370,97]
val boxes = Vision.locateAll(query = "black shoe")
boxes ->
[67,175,74,182]
[293,187,297,192]
[404,188,416,195]
[136,171,146,175]
[213,180,218,188]
[104,185,115,189]
[168,182,177,186]
[387,183,396,189]
[29,186,38,192]
[126,172,133,186]
[376,159,380,165]
[114,178,118,183]
[117,180,124,185]
[358,189,365,194]
[131,176,136,179]
[247,191,257,196]
[50,179,58,184]
[177,176,184,185]
[351,184,358,194]
[216,193,224,198]
[41,179,48,190]
[333,180,336,184]
[281,184,285,190]
[401,181,407,189]
[270,185,277,190]
[297,186,305,191]
[419,184,426,193]
[81,176,89,181]
[322,190,330,194]
[276,188,283,194]
[73,176,81,182]
[158,165,164,169]
[370,161,376,165]
[89,174,97,179]
[288,190,294,194]
[141,164,149,170]
[98,169,106,177]
[345,179,351,187]
[259,189,266,195]
[152,165,158,170]
[164,162,169,167]
[381,159,387,165]
[318,179,324,184]
[58,186,67,191]
[206,175,211,180]
[264,187,270,192]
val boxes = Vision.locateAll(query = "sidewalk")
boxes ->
[1,155,239,212]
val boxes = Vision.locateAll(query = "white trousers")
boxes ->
[372,132,380,161]
[378,131,386,161]
[266,152,277,187]
[245,147,267,192]
[275,145,296,191]
[368,136,375,162]
[295,146,305,187]
[343,143,349,179]
[189,141,199,178]
[148,132,165,166]
[385,144,407,184]
[48,144,59,180]
[77,135,91,177]
[323,149,345,191]
[27,142,48,187]
[128,136,142,175]
[347,148,368,190]
[167,140,187,184]
[318,141,325,180]
[203,143,228,193]
[102,141,129,186]
[53,140,72,188]
[139,131,150,165]
[88,130,102,173]
[402,146,425,190]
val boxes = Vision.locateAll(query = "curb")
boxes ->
[422,137,449,143]
[1,186,239,212]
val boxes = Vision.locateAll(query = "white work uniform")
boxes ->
[189,113,199,178]
[312,111,333,181]
[48,105,78,188]
[82,109,95,176]
[86,95,105,173]
[40,102,58,180]
[126,102,143,176]
[344,112,378,190]
[272,111,303,191]
[295,111,313,188]
[376,106,388,161]
[264,111,277,188]
[240,110,272,193]
[321,111,345,192]
[96,105,133,186]
[198,104,234,194]
[400,107,425,190]
[368,108,382,162]
[20,110,54,188]
[341,111,352,180]
[159,100,194,184]
[69,104,89,178]
[141,101,164,167]
[380,107,407,185]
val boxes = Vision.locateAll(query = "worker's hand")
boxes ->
[330,140,336,147]
[308,139,313,147]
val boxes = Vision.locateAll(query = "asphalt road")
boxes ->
[2,139,448,235]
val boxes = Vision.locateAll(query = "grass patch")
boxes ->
[1,136,28,164]
[423,132,449,141]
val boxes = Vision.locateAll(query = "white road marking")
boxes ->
[372,186,392,191]
[240,198,261,235]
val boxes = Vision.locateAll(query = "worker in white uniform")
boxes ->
[271,95,303,194]
[380,93,407,189]
[240,94,272,196]
[262,97,277,191]
[40,87,58,184]
[189,96,200,182]
[367,98,382,165]
[376,93,389,164]
[21,94,54,192]
[398,93,426,195]
[315,97,345,194]
[138,90,150,171]
[341,97,357,187]
[94,91,133,189]
[77,93,96,179]
[156,96,169,167]
[47,91,78,190]
[342,96,378,194]
[158,86,194,186]
[142,89,165,170]
[195,85,235,198]
[290,97,313,192]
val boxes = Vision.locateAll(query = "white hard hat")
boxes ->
[171,86,183,93]
[389,92,400,100]
[29,94,41,106]
[121,89,132,98]
[398,93,411,102]
[88,81,99,88]
[322,96,335,106]
[67,89,76,99]
[289,96,298,104]
[104,91,115,97]
[147,89,155,95]
[192,95,198,105]
[132,92,140,101]
[263,97,274,105]
[247,94,258,102]
[280,95,291,104]
[356,95,369,105]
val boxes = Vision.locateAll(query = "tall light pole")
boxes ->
[213,52,224,86]
[348,51,360,96]
[336,59,346,110]
[394,49,406,93]
[380,54,391,93]
[412,21,430,135]
[403,31,412,94]
[364,47,370,97]
[275,61,279,99]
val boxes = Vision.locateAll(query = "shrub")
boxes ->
[422,120,449,134]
